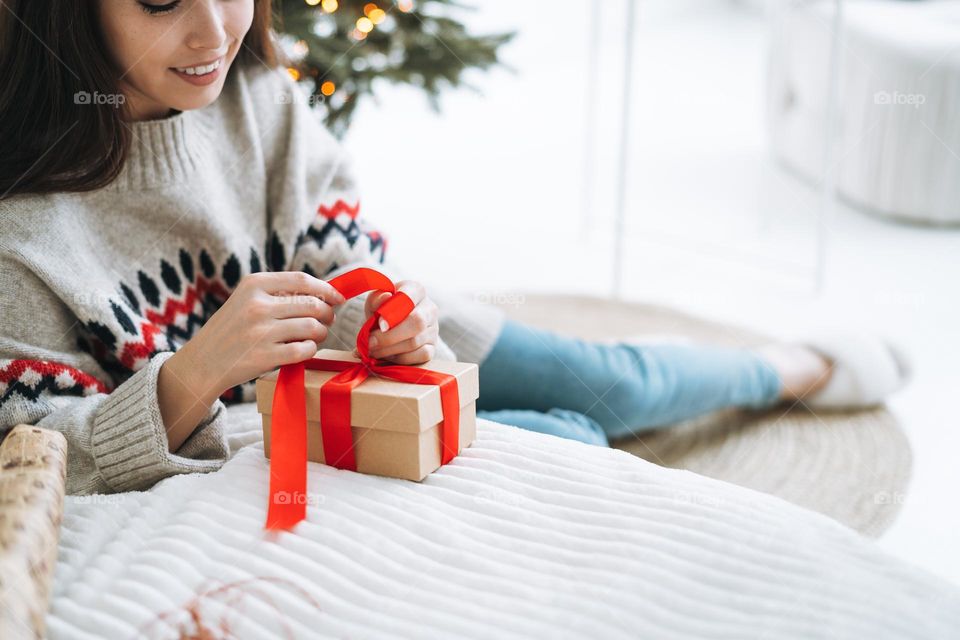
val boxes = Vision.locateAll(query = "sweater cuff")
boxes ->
[91,351,229,492]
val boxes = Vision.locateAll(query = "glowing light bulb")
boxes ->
[321,0,338,12]
[321,81,336,96]
[291,40,309,57]
[356,17,373,33]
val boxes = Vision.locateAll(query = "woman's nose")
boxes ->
[185,0,229,52]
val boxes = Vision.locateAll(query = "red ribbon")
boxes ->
[265,268,461,530]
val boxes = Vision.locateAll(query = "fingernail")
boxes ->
[379,318,389,332]
[368,336,378,349]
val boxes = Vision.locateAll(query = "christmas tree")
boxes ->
[275,0,515,136]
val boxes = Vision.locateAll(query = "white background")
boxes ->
[343,0,960,585]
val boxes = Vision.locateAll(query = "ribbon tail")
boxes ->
[438,377,461,464]
[266,363,308,530]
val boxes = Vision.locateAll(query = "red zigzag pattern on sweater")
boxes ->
[316,199,388,256]
[0,360,110,396]
[117,275,232,370]
[317,200,360,219]
[6,205,368,406]
[1,275,236,407]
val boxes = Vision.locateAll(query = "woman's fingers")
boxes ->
[275,340,320,366]
[381,345,435,366]
[272,293,336,325]
[364,290,394,320]
[369,280,425,331]
[369,321,439,359]
[365,281,437,361]
[272,317,329,345]
[249,271,345,305]
[368,302,438,354]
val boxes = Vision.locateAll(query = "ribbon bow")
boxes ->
[265,267,461,530]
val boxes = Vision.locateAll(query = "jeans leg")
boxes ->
[477,319,783,441]
[476,408,609,447]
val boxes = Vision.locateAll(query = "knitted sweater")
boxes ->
[0,62,505,496]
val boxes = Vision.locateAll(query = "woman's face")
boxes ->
[98,0,255,121]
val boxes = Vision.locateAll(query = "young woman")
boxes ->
[0,0,910,495]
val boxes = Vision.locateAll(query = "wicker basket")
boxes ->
[0,425,67,640]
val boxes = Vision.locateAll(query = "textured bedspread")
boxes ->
[47,403,959,639]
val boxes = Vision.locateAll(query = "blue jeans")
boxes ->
[475,319,783,447]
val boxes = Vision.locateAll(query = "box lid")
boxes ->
[255,349,480,434]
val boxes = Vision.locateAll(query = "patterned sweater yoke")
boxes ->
[0,62,504,495]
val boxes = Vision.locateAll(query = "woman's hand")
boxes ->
[167,271,346,406]
[362,280,439,365]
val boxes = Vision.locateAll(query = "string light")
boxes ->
[356,16,374,33]
[291,39,309,58]
[279,0,512,135]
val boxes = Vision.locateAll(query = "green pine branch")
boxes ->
[275,0,515,136]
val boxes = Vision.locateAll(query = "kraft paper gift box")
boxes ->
[255,348,479,482]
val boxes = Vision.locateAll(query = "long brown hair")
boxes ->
[0,0,278,199]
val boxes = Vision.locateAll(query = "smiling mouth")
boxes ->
[172,56,223,76]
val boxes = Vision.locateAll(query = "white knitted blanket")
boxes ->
[47,403,959,639]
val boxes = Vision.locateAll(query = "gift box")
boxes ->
[255,348,479,482]
[257,266,479,531]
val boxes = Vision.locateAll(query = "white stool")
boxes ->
[767,0,960,225]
